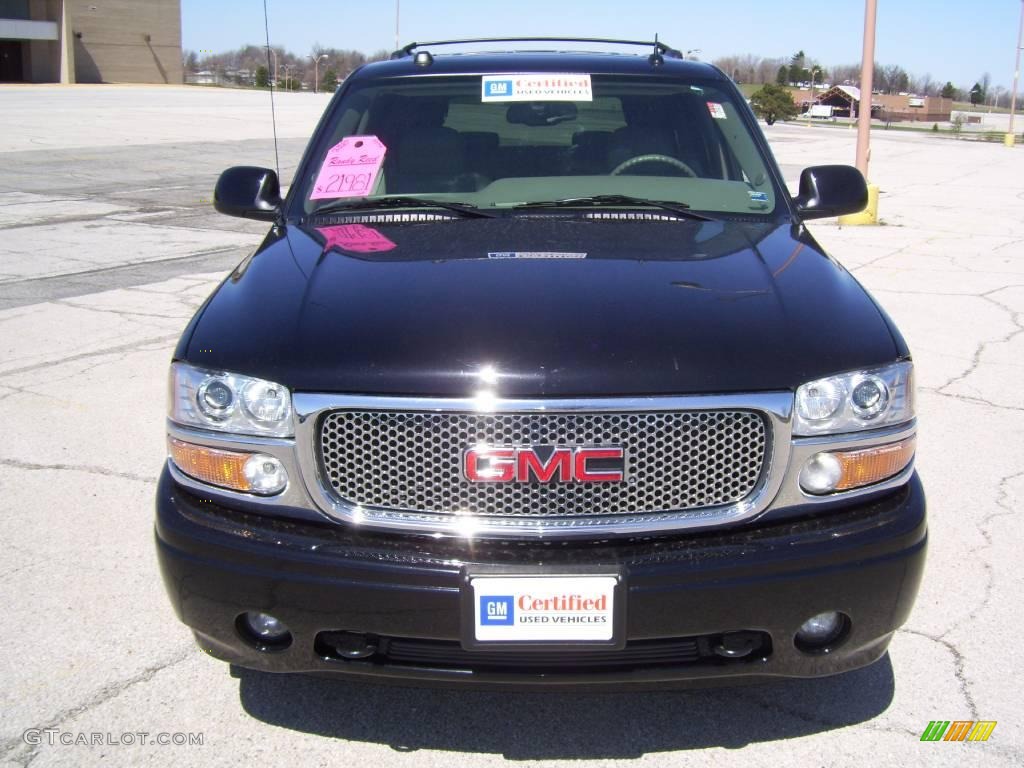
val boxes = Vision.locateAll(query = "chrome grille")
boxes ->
[318,410,768,518]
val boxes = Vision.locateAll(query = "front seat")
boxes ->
[607,100,684,176]
[390,100,470,193]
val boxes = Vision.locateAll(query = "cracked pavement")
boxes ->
[0,89,1021,766]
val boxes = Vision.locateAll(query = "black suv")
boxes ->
[156,39,925,687]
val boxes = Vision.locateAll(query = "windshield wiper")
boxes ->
[313,196,499,219]
[513,194,714,221]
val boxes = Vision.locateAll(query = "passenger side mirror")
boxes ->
[214,166,282,221]
[793,165,867,220]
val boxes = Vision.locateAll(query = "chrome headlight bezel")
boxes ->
[169,362,294,438]
[794,362,914,436]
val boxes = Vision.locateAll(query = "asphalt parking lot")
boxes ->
[0,85,1022,767]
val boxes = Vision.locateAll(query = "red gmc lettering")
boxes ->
[518,449,572,482]
[463,448,515,482]
[464,447,624,483]
[575,448,625,482]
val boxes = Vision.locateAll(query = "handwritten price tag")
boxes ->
[310,135,387,200]
[316,224,397,254]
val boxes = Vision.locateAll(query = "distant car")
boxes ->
[156,37,925,688]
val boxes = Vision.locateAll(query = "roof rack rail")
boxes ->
[390,37,684,60]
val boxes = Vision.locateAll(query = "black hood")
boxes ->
[180,215,903,396]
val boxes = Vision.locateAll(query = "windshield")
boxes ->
[296,73,779,217]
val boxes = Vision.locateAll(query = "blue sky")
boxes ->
[182,0,1022,90]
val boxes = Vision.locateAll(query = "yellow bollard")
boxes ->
[1005,133,1016,147]
[838,183,879,226]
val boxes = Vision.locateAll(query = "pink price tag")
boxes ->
[316,224,396,253]
[310,135,387,200]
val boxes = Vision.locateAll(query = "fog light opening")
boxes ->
[794,611,850,654]
[237,611,293,651]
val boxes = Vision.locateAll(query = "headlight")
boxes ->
[169,363,293,437]
[794,362,914,436]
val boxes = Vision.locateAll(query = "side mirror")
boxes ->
[793,165,867,220]
[214,166,282,221]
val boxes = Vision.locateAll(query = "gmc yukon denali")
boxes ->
[156,38,926,687]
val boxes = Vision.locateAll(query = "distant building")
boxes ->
[801,85,953,123]
[186,69,217,85]
[0,0,182,84]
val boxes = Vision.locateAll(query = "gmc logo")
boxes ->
[463,446,625,483]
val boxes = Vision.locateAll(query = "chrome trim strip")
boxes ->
[292,392,794,539]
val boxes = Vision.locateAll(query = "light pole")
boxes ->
[310,54,327,94]
[839,0,879,226]
[263,45,278,87]
[808,66,821,122]
[283,64,292,92]
[855,0,877,178]
[1008,0,1023,146]
[395,0,400,50]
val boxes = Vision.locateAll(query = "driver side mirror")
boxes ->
[214,166,282,221]
[793,165,867,220]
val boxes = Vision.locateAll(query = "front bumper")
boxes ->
[156,467,926,687]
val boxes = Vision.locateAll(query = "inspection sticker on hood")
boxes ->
[310,135,387,200]
[482,74,593,102]
[707,102,727,119]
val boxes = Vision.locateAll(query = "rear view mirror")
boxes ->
[214,166,282,221]
[793,165,868,220]
[506,101,578,127]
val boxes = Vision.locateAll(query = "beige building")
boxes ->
[799,85,953,123]
[0,0,182,83]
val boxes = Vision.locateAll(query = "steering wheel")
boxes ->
[610,154,698,177]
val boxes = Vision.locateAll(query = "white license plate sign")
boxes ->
[472,575,617,643]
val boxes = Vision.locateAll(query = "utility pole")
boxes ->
[310,54,327,94]
[855,0,877,178]
[395,0,400,50]
[840,0,880,225]
[1008,0,1023,146]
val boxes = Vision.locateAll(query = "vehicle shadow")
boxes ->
[237,654,895,759]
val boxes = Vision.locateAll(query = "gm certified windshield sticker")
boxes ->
[748,191,769,203]
[707,102,727,119]
[482,74,593,102]
[488,251,587,259]
[316,224,396,253]
[310,135,387,200]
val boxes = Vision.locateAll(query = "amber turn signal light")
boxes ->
[800,437,916,494]
[169,438,254,491]
[168,438,288,495]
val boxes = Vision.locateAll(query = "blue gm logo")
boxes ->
[480,595,514,625]
[484,79,513,98]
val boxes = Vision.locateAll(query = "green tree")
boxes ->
[255,65,269,88]
[750,83,799,125]
[969,82,984,105]
[788,50,809,84]
[776,65,788,85]
[322,69,339,91]
[940,81,957,99]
